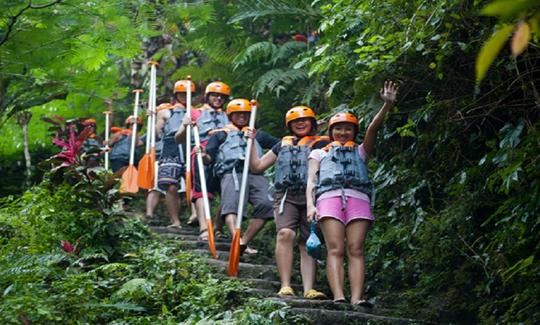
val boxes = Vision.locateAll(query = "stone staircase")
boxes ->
[150,225,423,324]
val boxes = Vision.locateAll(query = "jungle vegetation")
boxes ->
[1,0,539,323]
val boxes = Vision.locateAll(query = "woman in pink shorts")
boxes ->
[306,80,398,306]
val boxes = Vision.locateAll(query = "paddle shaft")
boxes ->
[234,104,258,229]
[149,64,157,153]
[129,91,142,165]
[193,125,211,221]
[104,111,111,170]
[185,79,192,177]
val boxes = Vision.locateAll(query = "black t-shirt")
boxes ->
[206,129,279,162]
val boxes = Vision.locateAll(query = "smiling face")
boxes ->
[289,117,313,138]
[207,92,227,109]
[230,111,250,128]
[331,122,357,143]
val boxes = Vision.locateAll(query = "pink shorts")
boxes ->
[316,196,373,225]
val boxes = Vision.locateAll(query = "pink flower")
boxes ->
[60,240,79,254]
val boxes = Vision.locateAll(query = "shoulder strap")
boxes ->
[322,140,356,152]
[281,136,296,146]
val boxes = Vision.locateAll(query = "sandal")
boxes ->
[333,298,348,304]
[198,229,209,241]
[303,289,327,300]
[215,230,228,239]
[352,299,374,308]
[240,244,258,256]
[167,224,182,229]
[277,286,295,297]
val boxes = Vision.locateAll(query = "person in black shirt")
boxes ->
[199,99,278,254]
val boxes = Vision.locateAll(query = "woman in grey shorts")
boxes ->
[248,106,329,299]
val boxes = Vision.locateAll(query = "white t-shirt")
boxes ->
[309,143,370,201]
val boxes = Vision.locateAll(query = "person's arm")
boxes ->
[107,133,122,146]
[306,157,320,222]
[155,109,168,139]
[363,80,398,157]
[245,128,278,173]
[136,134,144,147]
[174,115,192,144]
[255,130,280,149]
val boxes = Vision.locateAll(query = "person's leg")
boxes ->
[299,244,316,292]
[187,204,198,225]
[240,218,265,246]
[221,213,234,234]
[214,203,226,236]
[195,198,208,238]
[146,190,161,217]
[319,217,346,301]
[346,219,370,304]
[241,174,273,249]
[165,184,181,227]
[275,228,295,289]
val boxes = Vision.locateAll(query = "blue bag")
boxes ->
[306,221,323,260]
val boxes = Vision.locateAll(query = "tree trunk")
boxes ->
[16,111,32,188]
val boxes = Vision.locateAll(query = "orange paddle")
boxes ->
[228,99,258,277]
[138,61,158,189]
[120,89,143,193]
[193,122,218,259]
[185,76,193,210]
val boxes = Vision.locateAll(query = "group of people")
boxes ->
[79,78,399,307]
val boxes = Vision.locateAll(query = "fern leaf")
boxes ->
[233,42,277,69]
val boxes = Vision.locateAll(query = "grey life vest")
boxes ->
[161,107,186,158]
[274,136,324,193]
[197,109,229,142]
[82,137,102,153]
[110,134,131,160]
[315,142,372,199]
[214,125,262,178]
[163,106,186,138]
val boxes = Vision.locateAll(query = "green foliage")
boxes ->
[476,0,540,83]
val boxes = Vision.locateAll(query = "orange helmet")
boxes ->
[328,112,358,139]
[205,81,231,97]
[226,99,252,116]
[285,106,316,127]
[125,115,143,126]
[81,118,97,126]
[174,80,196,93]
[328,112,358,128]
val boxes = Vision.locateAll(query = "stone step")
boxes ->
[150,225,201,236]
[245,288,275,297]
[189,248,274,265]
[267,296,404,315]
[288,307,419,324]
[159,232,231,243]
[205,258,278,281]
[245,278,303,293]
[177,239,232,252]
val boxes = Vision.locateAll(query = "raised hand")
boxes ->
[379,80,399,104]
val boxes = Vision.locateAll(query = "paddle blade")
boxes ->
[228,229,241,277]
[137,154,154,189]
[206,219,218,259]
[185,171,192,209]
[120,165,139,194]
